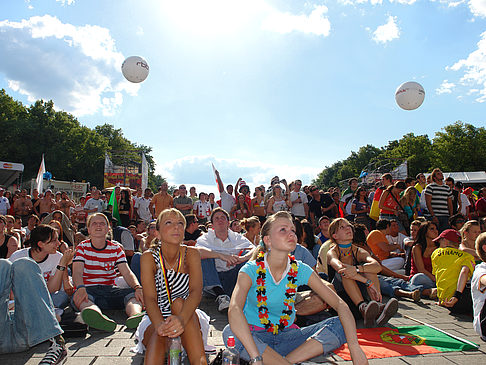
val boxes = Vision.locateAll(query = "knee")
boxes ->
[12,257,40,274]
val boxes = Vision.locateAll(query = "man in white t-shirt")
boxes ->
[0,188,10,215]
[455,182,471,217]
[83,190,107,216]
[215,170,235,214]
[386,219,408,251]
[134,188,152,223]
[290,179,308,220]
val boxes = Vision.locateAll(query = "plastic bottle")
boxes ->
[223,336,240,365]
[167,336,182,365]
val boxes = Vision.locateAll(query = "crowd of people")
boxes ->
[0,168,486,365]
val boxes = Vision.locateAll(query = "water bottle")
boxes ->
[167,336,182,365]
[223,336,240,365]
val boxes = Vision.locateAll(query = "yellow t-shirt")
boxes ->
[431,247,475,301]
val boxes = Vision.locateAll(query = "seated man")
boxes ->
[72,213,144,331]
[432,229,475,314]
[195,208,254,312]
[367,219,405,271]
[184,214,202,246]
[0,256,67,364]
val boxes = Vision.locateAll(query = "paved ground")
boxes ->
[1,295,485,364]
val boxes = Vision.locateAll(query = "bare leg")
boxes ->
[341,278,364,305]
[295,291,329,316]
[125,297,142,317]
[286,338,323,364]
[261,346,292,365]
[143,324,167,365]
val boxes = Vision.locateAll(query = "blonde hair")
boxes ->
[87,212,109,227]
[150,208,187,248]
[241,216,260,231]
[251,211,292,259]
[328,217,353,245]
[401,186,416,206]
[475,232,486,262]
[459,220,480,241]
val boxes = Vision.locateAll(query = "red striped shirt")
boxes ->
[73,239,126,286]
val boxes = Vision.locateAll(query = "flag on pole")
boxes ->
[333,326,478,360]
[141,153,148,191]
[36,154,46,194]
[108,189,121,226]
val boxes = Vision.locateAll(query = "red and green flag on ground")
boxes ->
[333,326,478,360]
[108,189,121,226]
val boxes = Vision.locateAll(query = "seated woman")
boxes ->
[409,221,439,295]
[0,215,18,259]
[223,211,367,365]
[9,225,74,317]
[136,208,207,365]
[242,216,261,246]
[459,220,481,260]
[328,218,398,328]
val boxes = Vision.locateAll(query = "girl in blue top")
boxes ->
[223,211,367,365]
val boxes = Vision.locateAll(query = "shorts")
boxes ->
[71,285,135,311]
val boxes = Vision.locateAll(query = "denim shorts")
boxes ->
[222,316,346,361]
[71,285,135,311]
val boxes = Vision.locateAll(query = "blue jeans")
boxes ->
[427,215,449,233]
[51,290,70,309]
[0,258,62,354]
[201,258,245,296]
[409,273,436,289]
[222,316,346,361]
[130,252,142,283]
[71,285,135,311]
[378,275,423,297]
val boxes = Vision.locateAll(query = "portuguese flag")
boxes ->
[333,326,478,360]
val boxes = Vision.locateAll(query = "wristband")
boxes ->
[249,355,263,363]
[76,285,86,290]
[365,279,373,288]
[134,285,142,290]
[56,265,66,271]
[453,290,463,299]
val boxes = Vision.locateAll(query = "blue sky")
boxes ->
[0,0,485,195]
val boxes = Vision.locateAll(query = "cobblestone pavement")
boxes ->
[1,295,484,364]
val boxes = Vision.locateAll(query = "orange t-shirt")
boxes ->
[366,230,389,261]
[151,192,173,217]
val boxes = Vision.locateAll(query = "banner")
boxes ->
[141,153,148,191]
[333,326,478,360]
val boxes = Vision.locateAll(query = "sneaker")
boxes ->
[38,337,67,365]
[216,294,230,313]
[359,301,379,328]
[429,288,438,301]
[125,312,145,329]
[81,308,117,332]
[376,298,399,327]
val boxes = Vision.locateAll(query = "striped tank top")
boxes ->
[150,245,190,318]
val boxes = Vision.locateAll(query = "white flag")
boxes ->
[36,154,45,193]
[141,153,148,191]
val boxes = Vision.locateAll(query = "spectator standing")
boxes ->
[424,168,453,232]
[0,188,11,216]
[149,182,173,219]
[135,188,152,223]
[173,185,194,217]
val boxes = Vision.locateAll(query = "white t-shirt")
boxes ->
[386,233,408,250]
[194,200,211,220]
[196,229,253,272]
[84,198,106,215]
[135,197,152,221]
[220,191,235,214]
[9,248,62,283]
[0,196,10,215]
[472,262,486,340]
[290,191,308,217]
[459,193,470,216]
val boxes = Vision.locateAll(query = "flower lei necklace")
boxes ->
[256,251,298,334]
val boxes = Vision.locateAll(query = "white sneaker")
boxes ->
[38,337,67,365]
[216,294,230,312]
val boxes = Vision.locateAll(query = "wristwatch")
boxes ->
[250,355,263,363]
[56,265,66,271]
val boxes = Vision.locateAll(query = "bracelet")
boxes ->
[453,290,463,299]
[134,285,142,290]
[249,355,263,363]
[365,279,373,288]
[56,265,66,271]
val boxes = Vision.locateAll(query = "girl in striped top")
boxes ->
[138,208,207,365]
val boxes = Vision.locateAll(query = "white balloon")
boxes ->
[395,81,425,110]
[121,56,149,83]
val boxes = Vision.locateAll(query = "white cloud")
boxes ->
[448,31,486,102]
[156,155,320,195]
[261,5,331,37]
[469,0,486,17]
[0,15,138,116]
[56,0,75,5]
[372,15,400,44]
[435,80,456,94]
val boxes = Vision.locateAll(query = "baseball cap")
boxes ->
[432,229,461,244]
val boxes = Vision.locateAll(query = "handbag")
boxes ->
[388,191,409,231]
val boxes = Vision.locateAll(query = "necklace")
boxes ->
[159,247,181,305]
[255,251,298,334]
[340,248,353,257]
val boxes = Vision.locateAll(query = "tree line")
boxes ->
[313,121,486,189]
[0,89,166,191]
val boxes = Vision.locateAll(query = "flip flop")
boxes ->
[125,312,145,329]
[81,308,116,332]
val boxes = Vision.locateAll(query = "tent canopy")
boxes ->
[0,161,24,188]
[425,171,486,184]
